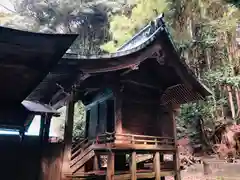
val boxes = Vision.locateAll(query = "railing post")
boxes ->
[93,153,100,171]
[130,151,137,180]
[106,152,115,180]
[154,152,161,180]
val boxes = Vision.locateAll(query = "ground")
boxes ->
[179,155,240,180]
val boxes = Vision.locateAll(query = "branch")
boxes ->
[0,4,17,14]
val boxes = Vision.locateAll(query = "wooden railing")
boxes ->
[71,138,88,159]
[96,133,175,146]
[70,141,95,167]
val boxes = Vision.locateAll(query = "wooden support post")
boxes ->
[40,114,52,180]
[115,92,123,134]
[93,154,100,171]
[106,152,115,180]
[171,109,181,180]
[154,152,161,180]
[19,126,25,143]
[130,151,137,180]
[61,93,75,178]
[18,126,25,180]
[39,115,45,144]
[37,114,46,180]
[160,154,165,180]
[43,115,52,144]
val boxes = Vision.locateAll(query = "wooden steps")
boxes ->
[71,144,95,174]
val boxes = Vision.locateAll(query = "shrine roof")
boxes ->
[27,14,212,109]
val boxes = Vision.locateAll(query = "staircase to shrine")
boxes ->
[64,133,178,180]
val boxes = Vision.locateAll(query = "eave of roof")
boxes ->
[27,14,212,108]
[0,26,78,104]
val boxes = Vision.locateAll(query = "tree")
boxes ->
[52,102,86,141]
[7,0,131,54]
[101,0,168,52]
[102,0,240,143]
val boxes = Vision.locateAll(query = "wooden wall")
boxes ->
[121,87,174,138]
[86,90,114,139]
[0,135,63,180]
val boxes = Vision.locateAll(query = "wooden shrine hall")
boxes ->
[0,15,211,180]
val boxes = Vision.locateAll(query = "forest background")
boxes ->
[1,0,240,143]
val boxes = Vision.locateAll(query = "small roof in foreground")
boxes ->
[0,26,77,104]
[0,26,77,129]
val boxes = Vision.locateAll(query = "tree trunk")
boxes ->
[206,48,211,70]
[226,85,235,121]
[235,88,240,119]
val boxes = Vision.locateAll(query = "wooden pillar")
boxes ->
[115,91,123,134]
[39,115,45,144]
[93,154,100,171]
[154,152,160,180]
[130,151,136,180]
[61,93,75,178]
[37,114,46,180]
[171,108,181,180]
[43,115,52,144]
[18,126,25,180]
[106,152,115,180]
[160,154,165,180]
[37,113,53,180]
[19,126,25,143]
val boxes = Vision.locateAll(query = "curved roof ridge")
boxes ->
[63,14,165,60]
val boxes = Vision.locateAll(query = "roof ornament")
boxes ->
[130,64,139,70]
[152,50,165,65]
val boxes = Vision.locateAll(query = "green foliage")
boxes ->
[204,65,240,87]
[101,0,168,52]
[224,0,240,7]
[72,102,86,140]
[6,0,131,54]
[56,102,86,140]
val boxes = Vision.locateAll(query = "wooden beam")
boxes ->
[61,92,75,178]
[131,151,137,180]
[171,111,181,180]
[121,80,161,90]
[106,152,115,180]
[154,152,161,180]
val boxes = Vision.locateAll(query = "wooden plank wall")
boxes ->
[121,88,174,137]
[41,143,64,180]
[0,135,63,180]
